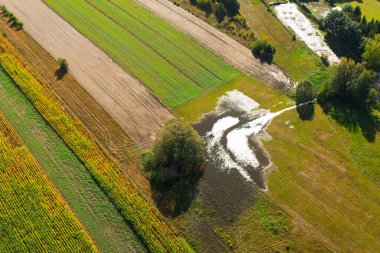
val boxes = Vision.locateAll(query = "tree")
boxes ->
[56,58,68,79]
[251,40,276,63]
[219,0,240,17]
[323,10,363,54]
[144,119,205,185]
[214,2,227,23]
[296,81,314,104]
[363,34,380,72]
[320,58,377,108]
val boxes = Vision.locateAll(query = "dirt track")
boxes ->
[135,0,291,89]
[0,0,173,147]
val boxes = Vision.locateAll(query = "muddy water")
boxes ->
[194,90,298,191]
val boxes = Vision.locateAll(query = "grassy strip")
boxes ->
[176,75,380,251]
[0,111,97,252]
[241,0,322,82]
[43,0,240,107]
[0,68,146,253]
[0,37,192,252]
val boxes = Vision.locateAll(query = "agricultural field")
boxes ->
[0,35,192,252]
[0,111,97,252]
[43,0,240,108]
[0,67,145,252]
[239,0,323,82]
[175,75,380,252]
[0,0,379,252]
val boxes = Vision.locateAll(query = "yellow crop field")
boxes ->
[0,36,192,253]
[0,111,97,252]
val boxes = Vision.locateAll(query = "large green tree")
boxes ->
[144,119,205,185]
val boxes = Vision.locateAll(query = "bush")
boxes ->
[219,0,240,17]
[145,119,205,185]
[197,0,213,13]
[251,40,276,62]
[363,34,380,72]
[215,2,227,23]
[14,19,23,29]
[57,58,68,76]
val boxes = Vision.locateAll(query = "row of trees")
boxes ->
[323,6,380,57]
[190,0,240,23]
[1,5,23,29]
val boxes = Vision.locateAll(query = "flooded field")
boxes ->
[194,90,297,191]
[274,3,339,65]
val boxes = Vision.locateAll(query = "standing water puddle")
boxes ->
[274,3,339,65]
[194,90,298,191]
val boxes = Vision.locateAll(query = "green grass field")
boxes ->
[176,75,380,252]
[43,0,240,107]
[240,0,323,82]
[340,0,380,20]
[0,68,146,253]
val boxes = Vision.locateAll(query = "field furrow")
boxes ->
[0,35,192,252]
[0,111,98,253]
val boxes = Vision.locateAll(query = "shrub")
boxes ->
[197,0,213,13]
[219,0,240,17]
[363,34,380,72]
[14,19,23,29]
[145,119,205,185]
[251,40,276,62]
[57,58,68,76]
[321,52,329,66]
[215,2,227,23]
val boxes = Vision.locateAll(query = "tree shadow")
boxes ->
[320,99,380,142]
[55,68,66,80]
[324,33,360,61]
[151,180,199,217]
[296,102,315,121]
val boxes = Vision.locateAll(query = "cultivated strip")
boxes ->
[0,36,192,253]
[0,111,98,253]
[133,0,291,90]
[0,0,173,147]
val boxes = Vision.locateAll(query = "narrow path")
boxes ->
[0,0,173,147]
[134,0,291,90]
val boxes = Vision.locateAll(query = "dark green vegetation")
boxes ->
[319,58,378,108]
[251,39,276,63]
[0,67,146,253]
[296,81,315,121]
[324,6,380,58]
[142,119,205,216]
[56,57,68,79]
[44,0,240,107]
[191,0,240,19]
[363,34,380,71]
[1,5,22,29]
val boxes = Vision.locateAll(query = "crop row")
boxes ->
[44,0,239,107]
[0,111,97,252]
[0,36,193,252]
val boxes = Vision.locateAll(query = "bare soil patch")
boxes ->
[0,0,173,147]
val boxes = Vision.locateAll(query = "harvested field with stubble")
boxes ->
[0,67,146,253]
[0,35,192,252]
[0,111,98,253]
[0,0,173,147]
[0,16,150,193]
